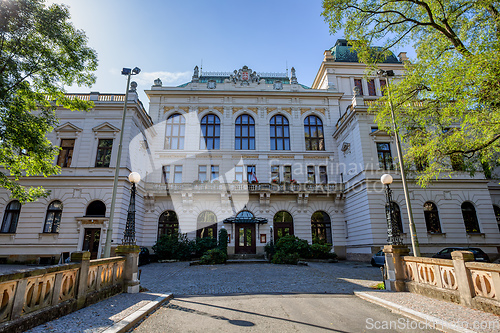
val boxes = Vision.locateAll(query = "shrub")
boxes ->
[217,228,228,254]
[271,251,299,265]
[199,248,227,265]
[309,243,337,259]
[264,241,275,261]
[274,235,310,258]
[152,233,194,261]
[194,237,218,257]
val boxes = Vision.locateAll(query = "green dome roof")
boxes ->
[329,39,401,63]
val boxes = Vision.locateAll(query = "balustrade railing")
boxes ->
[0,255,125,330]
[396,252,500,315]
[145,182,340,194]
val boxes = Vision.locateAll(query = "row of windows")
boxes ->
[0,200,106,234]
[56,138,114,168]
[390,201,491,234]
[162,164,329,184]
[3,199,498,236]
[158,209,332,244]
[166,113,325,151]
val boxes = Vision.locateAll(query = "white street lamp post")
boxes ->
[378,69,420,257]
[103,67,141,258]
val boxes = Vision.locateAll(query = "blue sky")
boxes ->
[49,0,410,104]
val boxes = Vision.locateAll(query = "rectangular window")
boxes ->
[57,139,75,167]
[354,79,364,95]
[211,165,219,181]
[307,166,316,184]
[371,127,379,133]
[174,165,182,183]
[162,165,170,183]
[319,166,328,184]
[235,166,243,182]
[377,143,393,170]
[271,165,280,183]
[198,165,207,182]
[247,165,257,183]
[95,139,113,167]
[284,166,292,183]
[379,79,387,96]
[451,154,465,171]
[367,79,376,96]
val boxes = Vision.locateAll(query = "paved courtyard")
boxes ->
[138,261,384,295]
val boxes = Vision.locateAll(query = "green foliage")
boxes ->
[274,235,310,258]
[199,248,227,265]
[193,237,218,257]
[309,243,338,260]
[217,228,228,254]
[264,241,276,261]
[0,0,98,202]
[322,0,500,185]
[152,233,194,261]
[267,235,337,264]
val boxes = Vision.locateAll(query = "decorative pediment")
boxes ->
[55,122,83,136]
[230,65,261,86]
[92,122,120,135]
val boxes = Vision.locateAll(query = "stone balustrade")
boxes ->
[384,245,500,316]
[145,182,341,195]
[0,253,127,333]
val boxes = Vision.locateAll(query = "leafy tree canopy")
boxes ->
[322,0,500,185]
[0,0,97,202]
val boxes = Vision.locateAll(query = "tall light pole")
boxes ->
[378,69,420,257]
[103,67,141,258]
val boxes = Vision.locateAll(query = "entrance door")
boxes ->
[235,223,256,254]
[82,228,101,259]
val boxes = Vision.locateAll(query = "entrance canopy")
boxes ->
[223,210,268,224]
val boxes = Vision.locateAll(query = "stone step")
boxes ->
[226,259,268,264]
[227,254,265,260]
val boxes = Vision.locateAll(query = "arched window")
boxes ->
[236,210,254,220]
[158,210,179,237]
[165,113,185,149]
[270,115,290,150]
[86,201,106,217]
[200,114,220,150]
[1,201,21,233]
[44,201,63,233]
[235,115,255,150]
[424,202,442,233]
[311,211,332,244]
[462,202,480,233]
[390,202,404,234]
[273,211,293,241]
[196,211,217,239]
[493,205,500,232]
[304,115,325,151]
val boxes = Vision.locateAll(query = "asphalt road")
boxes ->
[131,294,441,333]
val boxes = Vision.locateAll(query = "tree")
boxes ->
[0,0,97,202]
[322,0,500,185]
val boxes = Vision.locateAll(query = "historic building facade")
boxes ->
[1,39,499,262]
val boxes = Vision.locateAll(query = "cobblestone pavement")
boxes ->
[139,261,383,295]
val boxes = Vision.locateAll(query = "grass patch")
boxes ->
[370,283,385,290]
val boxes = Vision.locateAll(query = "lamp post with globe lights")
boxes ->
[381,174,403,246]
[123,172,140,245]
[377,69,420,257]
[103,67,141,257]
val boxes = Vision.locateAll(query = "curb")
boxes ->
[100,293,173,333]
[355,292,478,333]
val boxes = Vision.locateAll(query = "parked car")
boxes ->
[139,247,150,266]
[371,250,385,267]
[432,247,490,262]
